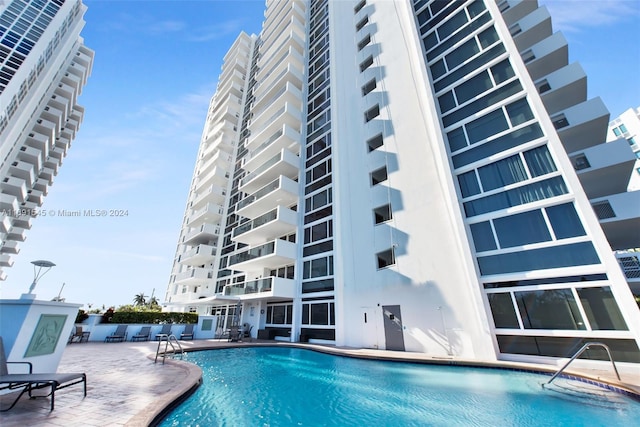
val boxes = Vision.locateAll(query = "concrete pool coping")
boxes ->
[1,339,638,426]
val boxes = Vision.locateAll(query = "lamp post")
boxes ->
[23,259,56,298]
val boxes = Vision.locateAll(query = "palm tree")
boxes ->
[133,292,147,306]
[148,296,159,307]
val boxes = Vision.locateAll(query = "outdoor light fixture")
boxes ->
[27,259,56,294]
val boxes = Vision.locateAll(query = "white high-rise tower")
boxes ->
[0,0,94,280]
[166,0,640,366]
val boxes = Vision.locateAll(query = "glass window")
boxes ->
[437,10,467,41]
[619,124,628,133]
[493,209,551,248]
[311,303,329,325]
[515,288,585,330]
[612,127,621,136]
[362,78,376,96]
[376,248,395,269]
[447,127,467,152]
[438,91,457,113]
[455,70,493,104]
[464,175,568,217]
[478,26,499,48]
[458,170,481,197]
[506,98,534,126]
[488,293,519,328]
[431,59,446,80]
[523,145,557,177]
[478,154,528,191]
[445,38,479,70]
[476,241,600,275]
[577,287,628,330]
[371,166,388,185]
[467,0,486,18]
[367,133,383,152]
[466,108,509,144]
[545,203,585,239]
[272,305,286,324]
[364,104,380,122]
[470,221,496,252]
[374,204,392,224]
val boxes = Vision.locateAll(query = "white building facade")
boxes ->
[0,0,94,280]
[166,0,640,366]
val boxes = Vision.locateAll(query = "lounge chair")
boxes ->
[154,324,172,340]
[0,337,86,411]
[131,326,151,342]
[180,324,194,340]
[243,324,253,339]
[67,326,90,344]
[104,324,128,343]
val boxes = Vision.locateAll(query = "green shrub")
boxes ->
[75,309,89,323]
[110,311,198,324]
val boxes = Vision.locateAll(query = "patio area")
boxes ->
[1,339,639,426]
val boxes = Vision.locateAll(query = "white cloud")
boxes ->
[540,0,640,32]
[187,20,244,42]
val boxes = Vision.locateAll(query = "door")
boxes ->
[360,307,379,349]
[382,305,405,351]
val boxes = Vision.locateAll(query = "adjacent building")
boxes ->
[0,0,94,280]
[165,0,640,365]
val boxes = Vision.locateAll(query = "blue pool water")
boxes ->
[160,347,640,426]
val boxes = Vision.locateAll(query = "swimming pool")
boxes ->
[160,347,640,426]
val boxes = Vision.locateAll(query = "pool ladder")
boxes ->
[543,342,620,387]
[155,334,185,364]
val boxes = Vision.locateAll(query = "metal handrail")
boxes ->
[154,334,185,364]
[543,342,620,387]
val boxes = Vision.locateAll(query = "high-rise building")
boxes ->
[165,0,640,365]
[0,0,94,280]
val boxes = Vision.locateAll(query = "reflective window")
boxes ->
[488,293,519,328]
[376,248,395,269]
[493,209,551,248]
[523,145,556,177]
[458,170,481,197]
[515,288,585,330]
[470,221,496,252]
[545,203,585,239]
[477,154,527,191]
[578,287,628,330]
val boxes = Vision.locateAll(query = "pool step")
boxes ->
[543,378,628,409]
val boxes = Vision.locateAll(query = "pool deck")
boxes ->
[1,339,639,426]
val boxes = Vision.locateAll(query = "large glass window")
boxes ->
[523,145,556,177]
[466,109,509,144]
[488,293,519,328]
[577,287,628,330]
[458,170,481,197]
[515,288,585,330]
[477,242,600,275]
[470,221,497,252]
[477,154,528,191]
[545,203,585,239]
[493,209,551,248]
[455,70,492,104]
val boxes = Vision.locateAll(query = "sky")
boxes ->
[1,0,638,310]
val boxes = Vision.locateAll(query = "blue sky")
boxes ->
[1,0,638,309]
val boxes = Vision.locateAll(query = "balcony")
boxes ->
[191,184,226,210]
[223,276,295,300]
[246,103,302,152]
[0,240,19,255]
[27,189,45,206]
[9,161,36,187]
[183,223,221,246]
[253,53,304,103]
[615,251,640,295]
[239,149,299,193]
[187,203,225,228]
[7,225,26,242]
[195,165,230,189]
[554,98,609,154]
[17,145,44,170]
[227,238,296,271]
[510,7,552,52]
[499,0,539,26]
[573,138,636,199]
[0,254,13,268]
[179,244,217,266]
[232,205,297,246]
[173,267,214,285]
[0,214,10,233]
[522,32,568,81]
[591,191,640,250]
[1,177,27,202]
[39,166,56,185]
[236,175,299,219]
[537,63,587,115]
[242,124,300,173]
[250,82,302,132]
[202,132,235,156]
[198,151,233,177]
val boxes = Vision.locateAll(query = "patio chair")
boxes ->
[67,326,90,344]
[228,325,240,342]
[180,324,195,340]
[154,324,172,341]
[243,324,253,339]
[104,324,128,343]
[0,337,86,412]
[131,326,151,342]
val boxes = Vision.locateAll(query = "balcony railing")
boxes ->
[228,241,275,266]
[237,177,281,211]
[233,209,277,238]
[224,277,274,295]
